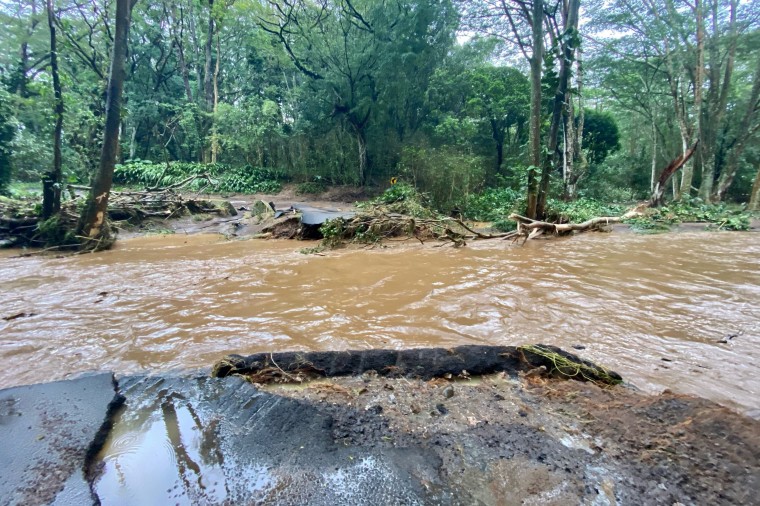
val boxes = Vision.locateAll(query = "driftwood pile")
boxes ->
[266,207,517,247]
[286,205,645,249]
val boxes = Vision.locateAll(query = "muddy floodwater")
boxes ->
[1,231,759,416]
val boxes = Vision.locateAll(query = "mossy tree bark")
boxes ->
[77,0,137,248]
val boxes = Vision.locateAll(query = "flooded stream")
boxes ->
[1,231,759,416]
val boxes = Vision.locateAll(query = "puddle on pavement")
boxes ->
[1,231,760,416]
[93,376,432,505]
[94,385,275,505]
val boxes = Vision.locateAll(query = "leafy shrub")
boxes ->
[358,182,436,218]
[623,198,751,231]
[460,187,523,221]
[296,181,327,195]
[492,219,517,232]
[0,88,15,193]
[114,160,285,194]
[544,198,625,223]
[624,216,671,233]
[397,146,487,211]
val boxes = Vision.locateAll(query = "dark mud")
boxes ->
[266,374,760,505]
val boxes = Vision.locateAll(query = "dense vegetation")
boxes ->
[0,0,758,225]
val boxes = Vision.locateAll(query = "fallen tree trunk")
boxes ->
[508,213,622,240]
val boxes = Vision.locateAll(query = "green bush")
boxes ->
[358,182,437,218]
[114,160,285,194]
[0,87,16,194]
[397,146,487,211]
[296,181,327,195]
[623,198,751,231]
[544,198,626,223]
[460,187,523,221]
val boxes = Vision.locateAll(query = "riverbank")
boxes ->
[5,186,756,250]
[1,347,758,505]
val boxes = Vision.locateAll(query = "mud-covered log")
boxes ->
[212,344,623,386]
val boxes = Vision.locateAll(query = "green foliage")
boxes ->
[0,87,16,193]
[460,187,523,221]
[492,219,517,232]
[624,198,752,232]
[359,182,438,218]
[624,216,671,233]
[544,198,626,224]
[114,160,284,193]
[581,110,621,166]
[396,146,487,211]
[578,151,650,202]
[319,218,348,248]
[656,199,751,230]
[35,214,79,247]
[295,181,327,195]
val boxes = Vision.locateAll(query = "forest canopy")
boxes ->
[1,0,759,218]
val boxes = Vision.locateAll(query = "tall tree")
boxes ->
[589,0,758,202]
[0,88,15,194]
[42,0,63,219]
[459,0,581,218]
[259,0,456,185]
[77,0,137,247]
[536,0,580,217]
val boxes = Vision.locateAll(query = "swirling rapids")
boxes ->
[1,231,759,416]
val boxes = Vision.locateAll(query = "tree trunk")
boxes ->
[699,0,737,201]
[749,163,760,212]
[536,0,580,218]
[650,113,657,193]
[43,0,63,219]
[714,54,760,201]
[563,98,575,200]
[678,0,704,200]
[210,33,220,163]
[17,1,40,98]
[526,0,544,220]
[356,127,368,186]
[77,0,135,246]
[204,0,215,110]
[495,135,504,176]
[18,41,29,98]
[201,0,215,163]
[170,4,193,102]
[569,50,587,199]
[129,125,137,159]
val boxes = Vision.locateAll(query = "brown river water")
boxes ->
[1,231,759,417]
